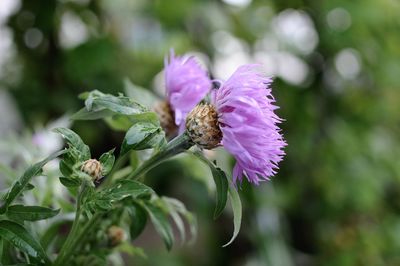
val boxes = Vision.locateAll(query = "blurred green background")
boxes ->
[1,0,400,265]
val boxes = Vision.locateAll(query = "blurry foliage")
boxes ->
[1,0,400,265]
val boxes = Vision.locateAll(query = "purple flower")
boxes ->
[214,65,286,185]
[164,50,212,132]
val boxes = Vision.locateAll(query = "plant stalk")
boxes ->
[126,132,193,180]
[54,180,90,265]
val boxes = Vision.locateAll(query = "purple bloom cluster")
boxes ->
[164,50,211,132]
[163,50,286,185]
[213,65,286,185]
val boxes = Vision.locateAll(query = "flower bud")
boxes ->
[185,104,222,149]
[107,225,125,246]
[81,159,102,181]
[153,100,178,137]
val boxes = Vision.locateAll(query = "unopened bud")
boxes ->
[81,159,102,181]
[153,100,178,138]
[107,225,125,246]
[186,104,222,149]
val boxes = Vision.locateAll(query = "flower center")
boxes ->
[185,103,222,149]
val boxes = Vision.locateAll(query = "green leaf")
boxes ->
[99,149,115,176]
[72,90,148,121]
[24,183,35,191]
[144,201,174,250]
[41,219,71,250]
[0,150,66,214]
[53,128,90,160]
[105,111,160,132]
[88,93,146,115]
[6,205,60,221]
[223,185,242,247]
[104,180,153,202]
[121,122,165,154]
[117,242,146,258]
[162,197,197,244]
[59,160,73,177]
[71,108,114,120]
[124,78,158,108]
[59,177,81,188]
[86,180,154,213]
[0,220,49,262]
[191,151,228,218]
[127,202,148,240]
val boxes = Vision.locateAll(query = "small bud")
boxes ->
[153,100,178,137]
[186,104,222,149]
[107,225,126,246]
[81,159,102,181]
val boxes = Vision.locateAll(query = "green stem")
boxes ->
[126,132,193,180]
[54,212,101,266]
[54,181,89,265]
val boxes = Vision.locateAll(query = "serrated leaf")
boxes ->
[0,220,49,262]
[121,122,165,154]
[59,177,81,188]
[99,149,115,176]
[6,205,60,221]
[223,185,242,247]
[127,202,148,240]
[53,128,90,160]
[144,202,174,250]
[191,151,228,218]
[0,150,66,214]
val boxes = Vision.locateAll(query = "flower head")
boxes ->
[164,50,211,132]
[186,65,286,185]
[214,65,286,185]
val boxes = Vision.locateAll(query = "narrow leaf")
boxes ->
[144,202,174,250]
[6,205,60,221]
[223,185,242,247]
[91,94,146,115]
[59,160,73,177]
[73,90,148,120]
[0,150,65,213]
[71,108,114,120]
[191,151,228,218]
[59,177,81,188]
[162,197,197,243]
[53,128,90,160]
[0,220,49,262]
[104,180,153,202]
[127,203,148,240]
